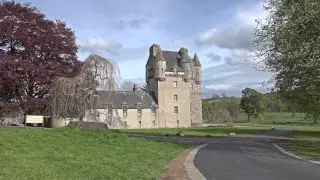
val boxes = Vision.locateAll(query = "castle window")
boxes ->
[173,81,177,88]
[123,121,127,127]
[137,103,142,115]
[152,120,155,126]
[138,121,141,128]
[177,120,179,127]
[107,104,113,115]
[151,106,156,114]
[174,106,178,114]
[174,95,178,101]
[122,104,128,116]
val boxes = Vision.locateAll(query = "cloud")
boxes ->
[196,27,253,52]
[201,61,272,97]
[206,52,221,62]
[118,18,149,29]
[205,84,233,91]
[195,1,267,53]
[78,38,122,54]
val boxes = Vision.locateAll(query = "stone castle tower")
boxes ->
[145,44,202,127]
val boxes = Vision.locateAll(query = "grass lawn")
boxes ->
[0,128,189,180]
[275,139,320,161]
[273,127,320,161]
[233,112,315,125]
[116,126,273,137]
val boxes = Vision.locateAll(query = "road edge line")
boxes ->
[184,143,207,180]
[272,143,320,165]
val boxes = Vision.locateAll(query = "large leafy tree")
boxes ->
[254,0,320,124]
[0,1,81,114]
[240,88,265,122]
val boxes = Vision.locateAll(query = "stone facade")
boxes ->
[145,44,203,128]
[190,83,203,124]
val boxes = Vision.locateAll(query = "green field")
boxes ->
[117,126,273,137]
[0,128,188,180]
[233,112,313,125]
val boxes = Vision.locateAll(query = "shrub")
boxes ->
[257,113,264,123]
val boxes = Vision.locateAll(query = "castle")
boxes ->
[52,44,203,129]
[145,44,203,127]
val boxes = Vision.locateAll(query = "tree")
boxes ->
[0,1,80,115]
[219,95,240,119]
[240,88,265,122]
[119,80,144,91]
[49,54,120,127]
[119,80,135,91]
[253,0,320,124]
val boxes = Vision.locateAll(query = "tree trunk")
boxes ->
[247,113,250,122]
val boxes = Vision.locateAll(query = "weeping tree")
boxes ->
[49,54,120,127]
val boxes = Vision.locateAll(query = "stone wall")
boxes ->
[156,75,191,128]
[190,82,202,124]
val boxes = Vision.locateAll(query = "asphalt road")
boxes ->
[194,140,320,180]
[127,132,320,180]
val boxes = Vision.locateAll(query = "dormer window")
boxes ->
[122,102,128,116]
[150,102,157,115]
[107,104,113,115]
[136,102,142,115]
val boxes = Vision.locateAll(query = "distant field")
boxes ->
[0,128,188,180]
[117,126,272,137]
[233,112,314,125]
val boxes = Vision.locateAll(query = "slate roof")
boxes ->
[95,91,157,109]
[162,51,184,72]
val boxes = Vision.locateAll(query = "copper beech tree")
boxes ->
[0,1,81,115]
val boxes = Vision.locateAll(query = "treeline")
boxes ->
[202,88,301,123]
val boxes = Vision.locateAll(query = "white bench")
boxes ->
[25,115,44,128]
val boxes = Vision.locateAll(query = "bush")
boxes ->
[207,108,233,124]
[257,113,264,123]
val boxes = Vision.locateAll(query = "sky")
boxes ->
[21,0,273,98]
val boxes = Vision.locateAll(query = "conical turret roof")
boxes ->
[193,53,201,66]
[178,47,192,63]
[155,49,165,61]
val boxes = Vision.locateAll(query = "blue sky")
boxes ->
[21,0,272,97]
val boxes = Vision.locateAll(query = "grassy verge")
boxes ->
[273,128,320,161]
[275,139,320,161]
[115,126,273,137]
[234,122,320,131]
[0,128,189,180]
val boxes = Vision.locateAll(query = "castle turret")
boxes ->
[193,53,202,84]
[154,47,166,81]
[178,48,192,82]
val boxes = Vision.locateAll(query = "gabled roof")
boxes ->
[95,91,157,109]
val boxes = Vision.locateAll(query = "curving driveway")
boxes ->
[126,131,320,180]
[194,139,320,180]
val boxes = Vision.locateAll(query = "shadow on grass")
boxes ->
[114,126,272,137]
